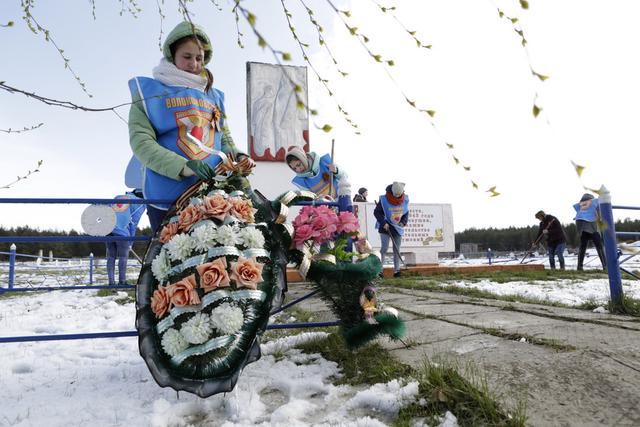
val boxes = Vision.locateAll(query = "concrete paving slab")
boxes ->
[386,286,640,331]
[284,281,640,425]
[379,288,640,426]
[383,317,481,350]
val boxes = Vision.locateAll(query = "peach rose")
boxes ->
[200,194,232,221]
[178,204,204,232]
[230,257,264,290]
[196,257,231,293]
[167,274,201,307]
[150,285,171,319]
[229,197,256,223]
[159,222,179,244]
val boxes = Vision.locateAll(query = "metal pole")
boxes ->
[599,185,624,311]
[0,321,341,343]
[270,289,322,315]
[389,230,406,267]
[130,248,143,265]
[89,253,94,285]
[8,243,16,289]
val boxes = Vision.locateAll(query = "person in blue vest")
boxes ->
[285,146,352,211]
[107,190,146,286]
[374,182,409,278]
[128,21,255,232]
[573,193,606,271]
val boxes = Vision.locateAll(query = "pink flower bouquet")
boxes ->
[292,206,360,261]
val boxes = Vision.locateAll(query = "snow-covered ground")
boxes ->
[0,258,141,288]
[437,249,640,307]
[1,250,639,426]
[0,289,429,427]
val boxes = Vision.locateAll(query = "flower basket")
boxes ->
[283,199,407,350]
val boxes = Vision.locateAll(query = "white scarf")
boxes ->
[152,58,208,92]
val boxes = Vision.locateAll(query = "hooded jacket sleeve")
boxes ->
[399,211,409,227]
[373,199,386,225]
[128,88,188,180]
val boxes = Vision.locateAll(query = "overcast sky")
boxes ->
[1,0,640,235]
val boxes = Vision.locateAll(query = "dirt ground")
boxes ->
[288,284,640,427]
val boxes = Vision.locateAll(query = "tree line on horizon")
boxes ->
[454,218,640,253]
[1,218,640,260]
[0,226,154,260]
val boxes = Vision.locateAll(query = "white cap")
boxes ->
[391,181,405,197]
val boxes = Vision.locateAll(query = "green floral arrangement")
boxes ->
[283,194,406,349]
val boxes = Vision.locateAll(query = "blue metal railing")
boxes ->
[0,322,341,343]
[0,196,346,343]
[610,206,640,281]
[1,246,141,289]
[601,190,640,311]
[0,197,162,290]
[0,236,151,243]
[0,250,80,261]
[0,198,170,204]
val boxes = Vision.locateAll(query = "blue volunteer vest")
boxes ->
[376,194,410,236]
[292,154,339,198]
[111,193,146,237]
[129,77,225,209]
[573,198,600,222]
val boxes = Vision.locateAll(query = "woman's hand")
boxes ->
[213,155,256,176]
[184,160,216,180]
[237,155,256,175]
[180,165,196,178]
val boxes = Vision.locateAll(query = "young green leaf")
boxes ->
[571,160,585,177]
[532,104,541,117]
[533,71,549,81]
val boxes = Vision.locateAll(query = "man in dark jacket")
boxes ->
[535,210,567,270]
[353,187,368,203]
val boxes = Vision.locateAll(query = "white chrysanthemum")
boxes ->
[191,223,218,252]
[240,227,265,249]
[210,302,244,335]
[180,312,212,344]
[161,328,189,357]
[216,224,240,247]
[165,233,194,261]
[151,249,171,282]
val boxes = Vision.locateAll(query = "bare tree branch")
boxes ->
[1,160,44,190]
[20,1,93,97]
[0,122,44,134]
